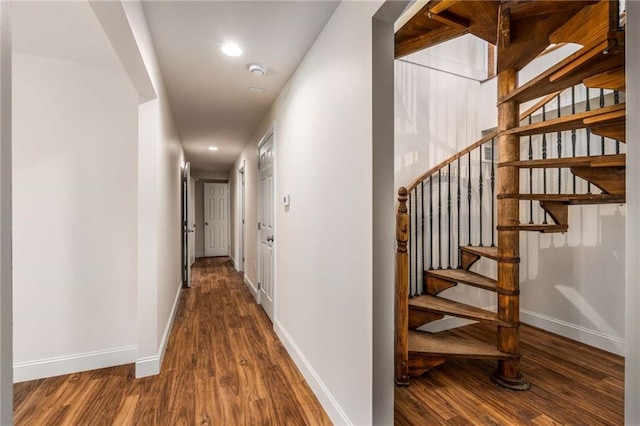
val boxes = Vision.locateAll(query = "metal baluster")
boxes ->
[408,191,413,298]
[614,90,620,154]
[447,164,452,268]
[478,147,484,246]
[557,93,562,194]
[457,157,462,267]
[600,88,605,155]
[438,170,442,269]
[429,176,433,269]
[528,115,534,224]
[421,181,425,294]
[467,152,472,245]
[572,86,577,193]
[542,105,548,224]
[490,138,496,247]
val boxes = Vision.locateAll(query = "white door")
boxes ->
[204,182,229,257]
[182,162,193,287]
[258,133,275,321]
[188,177,196,266]
[239,165,246,271]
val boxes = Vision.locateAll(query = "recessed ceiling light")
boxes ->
[221,42,242,57]
[208,146,219,151]
[249,87,266,94]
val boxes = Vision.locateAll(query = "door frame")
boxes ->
[182,162,192,287]
[238,161,246,272]
[257,124,276,316]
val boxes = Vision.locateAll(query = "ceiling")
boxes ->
[142,1,340,175]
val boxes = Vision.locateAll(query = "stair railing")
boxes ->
[394,83,625,384]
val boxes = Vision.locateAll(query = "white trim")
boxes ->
[230,255,240,271]
[275,320,351,425]
[521,309,624,356]
[244,274,258,301]
[135,281,182,378]
[14,345,137,383]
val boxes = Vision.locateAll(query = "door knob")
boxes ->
[267,236,274,242]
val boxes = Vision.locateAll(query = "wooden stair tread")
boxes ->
[427,268,497,292]
[498,193,625,204]
[410,295,511,326]
[502,103,625,137]
[508,224,569,233]
[584,66,626,91]
[408,330,515,359]
[500,34,625,104]
[460,245,498,260]
[500,154,625,169]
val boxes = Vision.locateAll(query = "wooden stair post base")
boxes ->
[491,369,531,391]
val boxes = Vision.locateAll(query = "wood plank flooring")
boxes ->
[14,257,331,425]
[395,322,624,425]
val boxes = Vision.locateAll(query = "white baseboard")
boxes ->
[275,320,351,425]
[521,309,625,356]
[244,274,258,301]
[14,345,137,383]
[230,255,239,271]
[135,281,183,378]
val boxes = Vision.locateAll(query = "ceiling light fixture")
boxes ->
[208,146,219,151]
[249,64,266,77]
[248,87,266,94]
[221,42,242,57]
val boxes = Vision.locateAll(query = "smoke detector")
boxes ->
[249,64,266,77]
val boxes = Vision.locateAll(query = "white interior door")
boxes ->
[239,165,246,271]
[258,133,275,321]
[188,177,196,266]
[182,162,193,287]
[204,182,229,257]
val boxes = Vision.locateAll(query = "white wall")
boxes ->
[626,2,640,422]
[0,0,11,421]
[231,2,394,423]
[117,0,185,378]
[12,1,139,381]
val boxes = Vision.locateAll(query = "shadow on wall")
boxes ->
[521,203,625,352]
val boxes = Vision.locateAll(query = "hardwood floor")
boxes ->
[14,257,331,425]
[395,322,624,425]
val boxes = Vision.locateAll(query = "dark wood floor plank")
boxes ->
[14,257,330,425]
[396,322,624,425]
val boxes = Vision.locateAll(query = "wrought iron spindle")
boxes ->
[571,86,577,193]
[408,192,414,298]
[429,176,433,269]
[457,157,462,267]
[614,90,620,154]
[528,115,534,224]
[467,152,472,245]
[542,105,548,224]
[557,93,562,194]
[447,164,452,268]
[420,180,425,294]
[490,138,495,247]
[600,88,605,155]
[438,170,442,269]
[478,147,484,246]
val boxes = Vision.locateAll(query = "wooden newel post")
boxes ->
[395,187,410,386]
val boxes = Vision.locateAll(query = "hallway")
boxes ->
[13,258,330,425]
